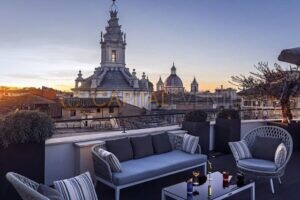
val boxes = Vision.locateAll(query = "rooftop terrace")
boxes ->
[2,117,300,200]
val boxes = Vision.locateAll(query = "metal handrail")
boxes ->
[54,112,185,123]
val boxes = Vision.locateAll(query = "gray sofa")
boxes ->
[91,133,207,200]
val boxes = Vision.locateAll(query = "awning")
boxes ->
[278,47,300,65]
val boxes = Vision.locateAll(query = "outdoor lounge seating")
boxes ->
[92,133,207,200]
[6,171,98,200]
[6,172,49,200]
[229,126,293,194]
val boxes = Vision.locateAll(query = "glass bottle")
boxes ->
[208,184,212,197]
[207,160,213,181]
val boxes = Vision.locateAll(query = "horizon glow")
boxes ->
[0,0,299,92]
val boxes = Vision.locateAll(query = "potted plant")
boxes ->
[215,109,241,154]
[182,110,210,155]
[0,111,54,200]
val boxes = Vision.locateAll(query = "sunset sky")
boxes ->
[0,0,299,91]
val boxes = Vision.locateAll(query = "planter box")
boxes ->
[0,143,45,200]
[267,121,300,152]
[182,121,210,155]
[215,119,241,154]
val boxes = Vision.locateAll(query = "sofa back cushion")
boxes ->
[106,137,133,162]
[167,130,187,150]
[152,133,172,154]
[252,136,282,161]
[131,135,154,159]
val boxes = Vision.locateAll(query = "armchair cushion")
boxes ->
[98,149,122,172]
[229,140,252,161]
[152,133,172,154]
[252,136,281,161]
[182,134,199,154]
[274,143,287,167]
[238,158,277,172]
[106,137,133,162]
[131,135,154,159]
[37,184,63,200]
[54,172,98,200]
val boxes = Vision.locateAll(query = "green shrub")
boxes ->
[0,111,55,148]
[217,109,240,120]
[185,110,207,122]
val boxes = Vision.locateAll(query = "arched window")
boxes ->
[112,50,116,63]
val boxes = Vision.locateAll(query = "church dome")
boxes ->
[164,63,183,88]
[164,74,183,87]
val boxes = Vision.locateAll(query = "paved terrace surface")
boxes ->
[96,152,300,200]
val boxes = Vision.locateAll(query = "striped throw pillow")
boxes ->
[182,134,199,154]
[98,149,122,172]
[54,172,98,200]
[274,143,287,167]
[229,140,252,161]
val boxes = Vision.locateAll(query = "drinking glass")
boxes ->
[222,171,229,182]
[192,170,200,185]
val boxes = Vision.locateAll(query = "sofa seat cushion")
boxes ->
[238,158,277,172]
[112,150,207,185]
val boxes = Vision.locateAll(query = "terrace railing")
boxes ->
[53,108,289,135]
[54,112,186,134]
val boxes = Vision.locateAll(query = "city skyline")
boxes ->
[0,0,300,91]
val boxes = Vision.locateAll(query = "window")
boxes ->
[97,108,101,113]
[109,107,114,113]
[70,110,76,117]
[112,50,116,63]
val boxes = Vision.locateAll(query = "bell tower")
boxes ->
[191,77,199,93]
[100,0,126,68]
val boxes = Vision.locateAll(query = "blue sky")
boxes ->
[0,0,299,91]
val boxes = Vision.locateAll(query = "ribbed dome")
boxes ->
[164,74,183,87]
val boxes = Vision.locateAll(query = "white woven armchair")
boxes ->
[6,172,49,200]
[229,126,293,194]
